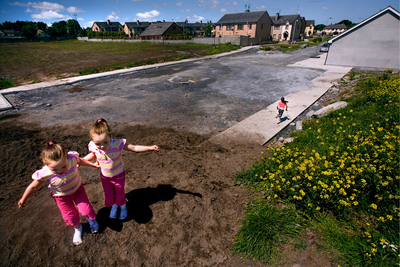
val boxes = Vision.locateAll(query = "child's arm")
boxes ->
[18,180,45,208]
[124,143,159,153]
[78,157,100,168]
[83,152,96,162]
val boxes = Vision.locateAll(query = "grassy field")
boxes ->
[233,70,399,266]
[0,40,240,89]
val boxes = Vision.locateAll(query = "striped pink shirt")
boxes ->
[32,152,82,196]
[88,138,126,178]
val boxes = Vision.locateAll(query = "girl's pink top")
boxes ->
[88,138,127,178]
[278,101,286,109]
[32,152,82,196]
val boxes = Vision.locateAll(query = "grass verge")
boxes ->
[234,70,399,266]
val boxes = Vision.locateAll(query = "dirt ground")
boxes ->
[0,48,343,267]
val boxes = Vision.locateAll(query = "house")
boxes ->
[214,10,272,41]
[92,20,124,32]
[271,13,303,41]
[305,20,315,36]
[124,20,150,37]
[140,22,183,40]
[325,6,399,69]
[176,20,207,36]
[300,17,306,38]
[323,23,348,35]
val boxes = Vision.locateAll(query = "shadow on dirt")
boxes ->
[96,184,202,232]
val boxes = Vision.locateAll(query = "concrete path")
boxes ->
[207,53,352,147]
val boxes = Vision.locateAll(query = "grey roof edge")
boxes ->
[328,6,400,44]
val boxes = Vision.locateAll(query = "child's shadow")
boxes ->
[278,116,289,123]
[96,184,202,232]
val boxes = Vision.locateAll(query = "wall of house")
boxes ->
[213,24,256,38]
[255,12,272,40]
[326,12,399,69]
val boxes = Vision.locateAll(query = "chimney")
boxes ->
[185,19,188,24]
[107,20,111,25]
[137,20,140,25]
[200,20,202,24]
[275,13,279,20]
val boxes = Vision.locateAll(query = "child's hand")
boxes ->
[152,145,160,152]
[18,199,26,209]
[94,160,100,168]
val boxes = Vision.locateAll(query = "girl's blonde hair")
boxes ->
[90,118,111,138]
[41,141,68,164]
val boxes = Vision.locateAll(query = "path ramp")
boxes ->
[207,54,352,148]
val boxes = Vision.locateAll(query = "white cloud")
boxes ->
[232,2,238,5]
[180,9,195,13]
[321,7,328,10]
[106,11,120,20]
[31,2,66,12]
[132,0,145,1]
[67,6,85,13]
[176,1,183,6]
[198,0,220,9]
[256,5,265,10]
[136,10,160,19]
[31,10,69,20]
[220,8,234,13]
[185,14,205,22]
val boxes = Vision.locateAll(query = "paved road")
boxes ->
[2,46,331,137]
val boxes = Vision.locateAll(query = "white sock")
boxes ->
[110,204,118,219]
[73,225,83,246]
[86,217,99,233]
[119,203,127,220]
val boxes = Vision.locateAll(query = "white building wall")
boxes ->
[326,12,399,69]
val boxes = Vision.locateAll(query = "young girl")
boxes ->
[84,118,159,220]
[276,97,288,122]
[18,142,100,246]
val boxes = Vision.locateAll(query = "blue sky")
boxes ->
[1,0,399,28]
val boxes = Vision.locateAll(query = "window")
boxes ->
[249,24,252,29]
[285,24,289,29]
[278,34,281,39]
[273,34,276,39]
[172,26,176,30]
[261,23,263,30]
[219,25,222,30]
[237,24,243,30]
[226,24,234,30]
[274,25,280,30]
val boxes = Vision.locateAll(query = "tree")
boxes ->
[338,20,353,28]
[21,22,37,38]
[204,22,213,36]
[48,21,67,38]
[66,19,81,36]
[314,24,325,31]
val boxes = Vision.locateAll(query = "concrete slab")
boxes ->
[207,53,353,147]
[0,94,13,111]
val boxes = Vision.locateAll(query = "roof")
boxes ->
[271,14,300,25]
[140,22,180,36]
[324,23,348,30]
[125,21,150,28]
[306,20,315,26]
[216,11,269,24]
[176,22,206,28]
[328,6,400,44]
[93,21,123,28]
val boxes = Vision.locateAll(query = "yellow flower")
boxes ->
[370,203,378,210]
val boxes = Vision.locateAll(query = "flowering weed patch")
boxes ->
[235,71,399,266]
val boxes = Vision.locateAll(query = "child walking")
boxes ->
[84,118,159,220]
[18,142,100,246]
[276,97,288,122]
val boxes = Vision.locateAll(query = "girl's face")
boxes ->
[92,133,111,151]
[47,157,69,175]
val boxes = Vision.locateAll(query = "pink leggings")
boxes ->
[53,185,97,226]
[100,171,126,207]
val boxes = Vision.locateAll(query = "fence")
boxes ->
[77,36,263,47]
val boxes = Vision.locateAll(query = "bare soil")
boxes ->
[0,46,358,267]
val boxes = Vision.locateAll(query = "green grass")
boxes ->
[232,199,304,263]
[0,77,14,89]
[234,70,399,266]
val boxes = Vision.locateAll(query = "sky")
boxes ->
[0,0,399,28]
